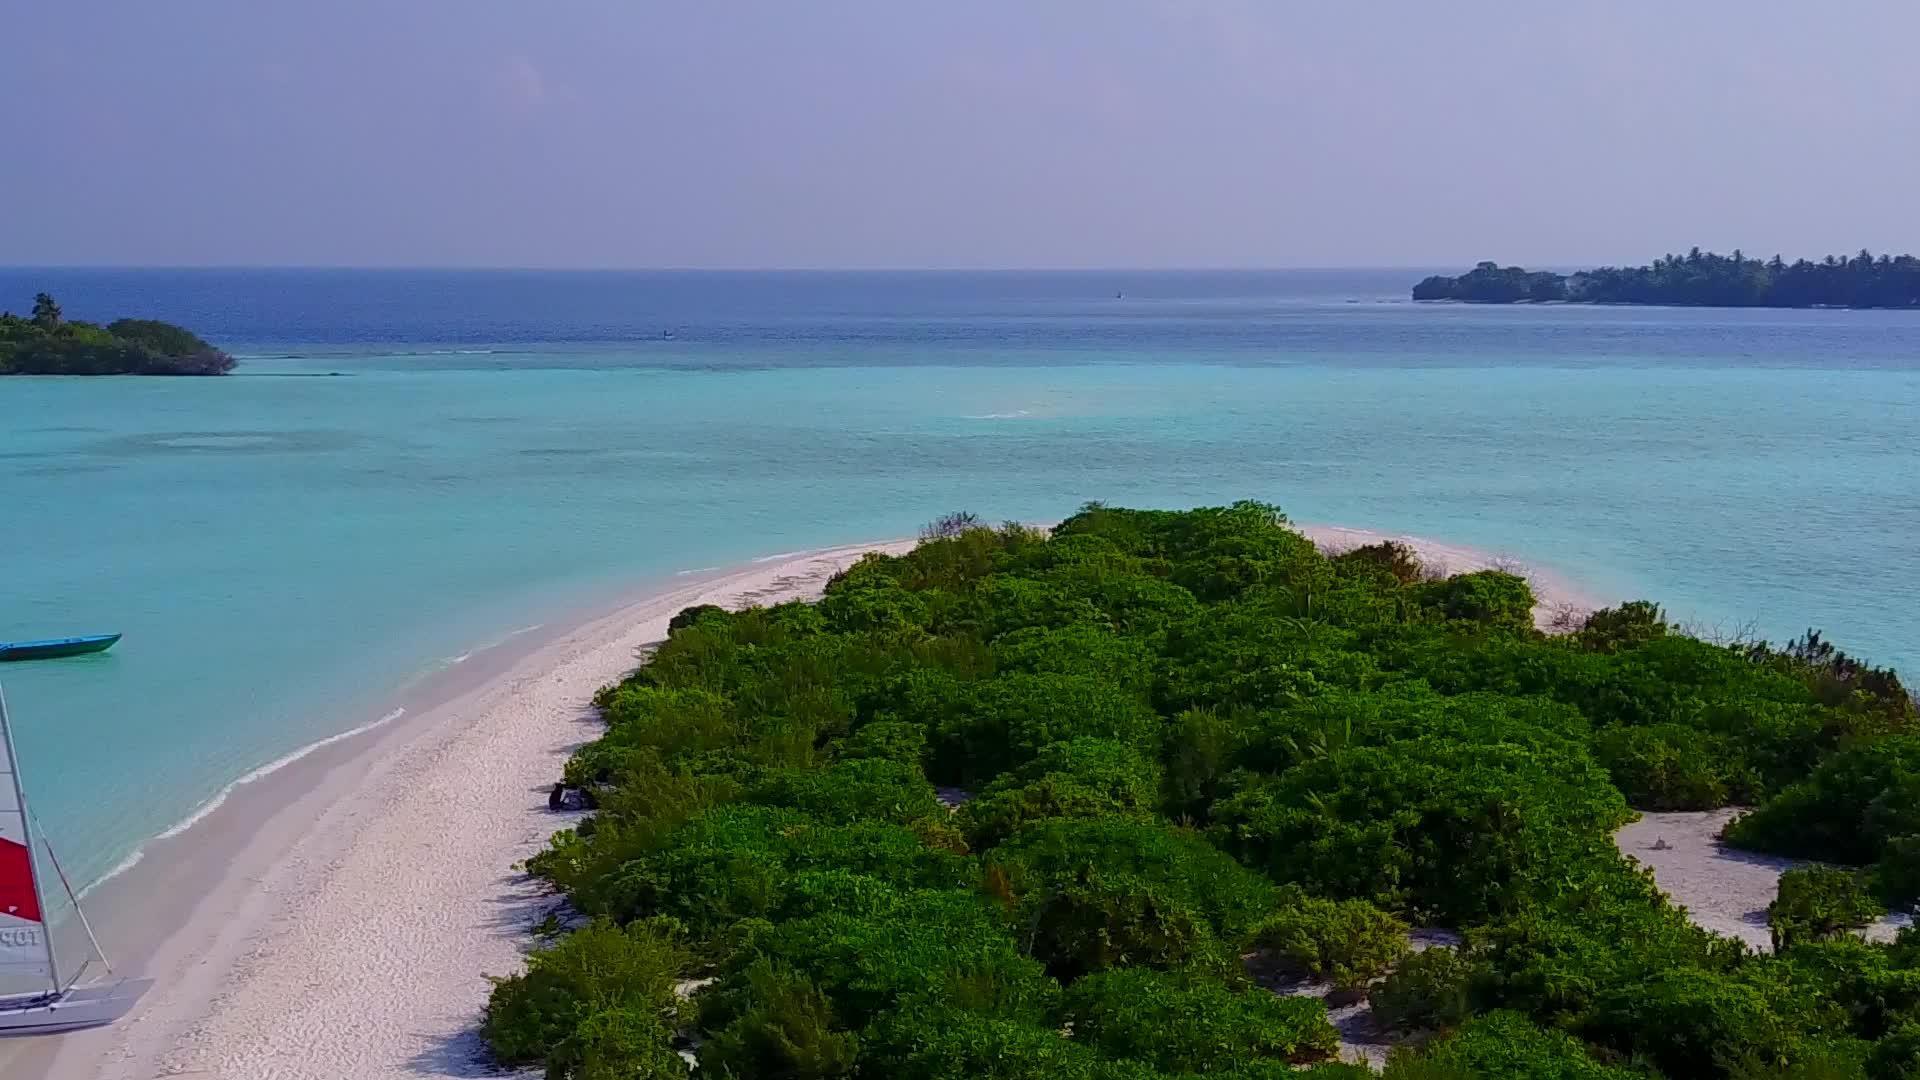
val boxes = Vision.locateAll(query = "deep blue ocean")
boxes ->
[1,268,1916,889]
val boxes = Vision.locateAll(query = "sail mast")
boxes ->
[0,684,61,996]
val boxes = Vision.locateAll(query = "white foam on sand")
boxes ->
[56,541,912,1080]
[81,707,413,898]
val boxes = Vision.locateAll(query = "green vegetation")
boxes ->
[1769,868,1887,952]
[488,502,1920,1079]
[1413,249,1920,308]
[0,292,234,375]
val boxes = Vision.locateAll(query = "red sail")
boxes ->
[0,837,41,924]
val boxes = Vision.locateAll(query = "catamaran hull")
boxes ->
[0,635,121,663]
[0,978,153,1036]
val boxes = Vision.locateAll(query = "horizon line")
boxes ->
[0,262,1518,274]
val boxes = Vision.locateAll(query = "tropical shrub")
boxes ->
[483,918,686,1079]
[1062,966,1338,1070]
[1371,946,1478,1032]
[1770,867,1887,951]
[1251,889,1409,991]
[488,502,1914,1079]
[956,737,1161,848]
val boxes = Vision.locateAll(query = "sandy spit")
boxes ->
[25,541,912,1080]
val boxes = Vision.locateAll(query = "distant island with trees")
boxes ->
[1414,249,1920,308]
[0,292,234,375]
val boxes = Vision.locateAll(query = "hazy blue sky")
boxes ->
[6,2,1917,269]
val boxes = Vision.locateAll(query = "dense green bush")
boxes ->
[1370,946,1477,1032]
[1251,889,1409,990]
[986,818,1276,978]
[489,503,1917,1078]
[1727,739,1920,865]
[1211,736,1631,924]
[1062,967,1338,1069]
[1770,867,1887,951]
[1415,570,1538,632]
[697,961,859,1079]
[956,737,1162,848]
[1592,722,1757,809]
[483,918,687,1079]
[1416,1010,1640,1079]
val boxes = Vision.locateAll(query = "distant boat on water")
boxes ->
[0,684,150,1034]
[0,635,120,664]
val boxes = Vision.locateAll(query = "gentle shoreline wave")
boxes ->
[81,706,409,898]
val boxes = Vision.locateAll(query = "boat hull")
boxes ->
[0,977,153,1035]
[0,635,121,663]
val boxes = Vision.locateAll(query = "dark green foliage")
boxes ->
[987,818,1278,977]
[831,720,928,768]
[912,672,1161,787]
[1578,601,1672,655]
[742,887,1059,1030]
[669,604,727,634]
[1727,739,1920,865]
[1415,570,1538,632]
[1469,867,1737,1025]
[858,1006,1132,1080]
[1414,249,1920,309]
[1593,723,1757,810]
[699,962,859,1079]
[1868,1022,1920,1079]
[1770,868,1887,951]
[1370,946,1477,1032]
[1331,540,1427,585]
[493,502,1916,1078]
[1414,1010,1639,1079]
[1413,261,1569,302]
[1251,889,1409,990]
[1876,838,1920,913]
[748,758,945,826]
[1062,967,1338,1069]
[1581,965,1834,1079]
[0,299,233,375]
[482,918,687,1079]
[1212,736,1631,924]
[957,737,1161,849]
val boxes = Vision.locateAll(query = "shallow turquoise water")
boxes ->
[1,270,1916,888]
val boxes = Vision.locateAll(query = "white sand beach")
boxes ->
[16,541,913,1080]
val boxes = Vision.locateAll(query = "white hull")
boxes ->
[0,977,153,1035]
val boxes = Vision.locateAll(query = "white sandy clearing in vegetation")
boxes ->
[1615,809,1911,952]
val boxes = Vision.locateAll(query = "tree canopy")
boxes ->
[1414,249,1920,308]
[487,503,1920,1080]
[0,293,234,375]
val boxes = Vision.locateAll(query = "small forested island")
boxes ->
[0,292,234,375]
[487,503,1920,1079]
[1414,249,1920,308]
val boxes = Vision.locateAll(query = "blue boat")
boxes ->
[0,634,122,662]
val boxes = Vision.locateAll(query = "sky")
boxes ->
[5,2,1918,269]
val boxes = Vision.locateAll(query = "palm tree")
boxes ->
[30,292,61,329]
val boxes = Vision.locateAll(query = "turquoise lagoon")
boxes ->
[0,269,1915,887]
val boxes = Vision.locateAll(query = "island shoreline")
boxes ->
[10,527,1602,1080]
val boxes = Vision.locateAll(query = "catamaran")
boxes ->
[0,684,149,1035]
